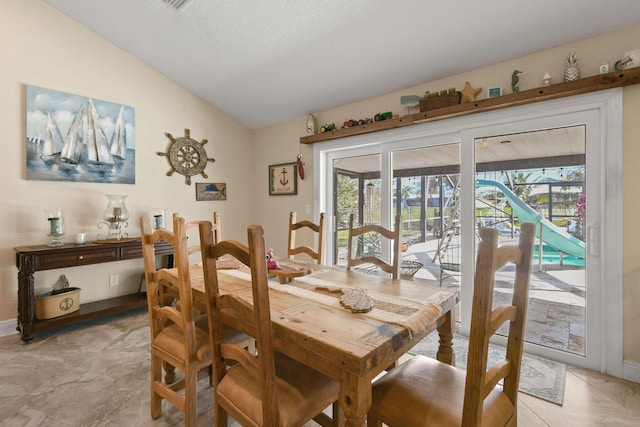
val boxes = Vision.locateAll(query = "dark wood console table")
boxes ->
[15,239,173,343]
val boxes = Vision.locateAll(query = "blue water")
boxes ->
[534,244,585,267]
[26,139,135,184]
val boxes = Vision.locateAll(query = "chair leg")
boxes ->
[332,401,345,426]
[150,355,163,419]
[214,403,228,427]
[184,366,197,427]
[367,411,383,427]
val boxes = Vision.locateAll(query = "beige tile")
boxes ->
[1,309,639,426]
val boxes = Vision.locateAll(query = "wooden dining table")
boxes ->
[185,263,458,426]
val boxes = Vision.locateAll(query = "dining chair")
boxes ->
[346,213,402,279]
[287,211,325,264]
[173,212,255,354]
[212,210,222,244]
[367,222,536,427]
[140,215,212,427]
[199,221,341,427]
[174,211,222,258]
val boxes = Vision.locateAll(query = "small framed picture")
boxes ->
[196,183,227,201]
[269,162,298,195]
[487,87,502,98]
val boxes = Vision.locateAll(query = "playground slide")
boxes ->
[476,179,586,259]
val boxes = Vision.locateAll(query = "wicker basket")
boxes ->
[400,260,424,279]
[35,287,81,320]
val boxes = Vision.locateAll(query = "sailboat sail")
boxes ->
[110,105,127,160]
[86,99,114,172]
[41,112,64,162]
[58,105,84,170]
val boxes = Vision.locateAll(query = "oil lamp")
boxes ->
[97,194,129,240]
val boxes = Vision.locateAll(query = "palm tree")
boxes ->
[507,171,534,203]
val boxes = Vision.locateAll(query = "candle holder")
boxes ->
[97,194,129,240]
[45,208,65,247]
[152,208,167,230]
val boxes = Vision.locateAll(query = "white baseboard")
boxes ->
[0,318,18,338]
[623,360,640,383]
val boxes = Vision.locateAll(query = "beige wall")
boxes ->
[0,1,253,321]
[252,25,640,365]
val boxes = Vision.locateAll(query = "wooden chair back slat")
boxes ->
[287,211,325,263]
[346,214,402,279]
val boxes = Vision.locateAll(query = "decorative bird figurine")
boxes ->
[266,248,282,270]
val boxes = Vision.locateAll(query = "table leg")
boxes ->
[436,308,455,365]
[340,372,370,426]
[17,254,37,344]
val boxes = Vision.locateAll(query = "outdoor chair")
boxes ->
[368,222,535,426]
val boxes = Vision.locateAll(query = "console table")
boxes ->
[15,239,173,343]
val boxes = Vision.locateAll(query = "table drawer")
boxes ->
[121,241,173,260]
[36,247,119,269]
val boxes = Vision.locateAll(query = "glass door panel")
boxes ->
[390,144,461,286]
[333,154,381,267]
[474,126,586,357]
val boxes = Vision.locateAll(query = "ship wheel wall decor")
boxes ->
[156,128,215,185]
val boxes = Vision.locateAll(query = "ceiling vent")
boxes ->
[163,0,194,11]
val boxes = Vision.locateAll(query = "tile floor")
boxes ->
[0,308,639,426]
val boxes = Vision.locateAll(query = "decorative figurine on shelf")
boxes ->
[460,81,482,103]
[400,95,422,115]
[374,112,393,122]
[599,60,610,74]
[306,113,317,136]
[297,153,305,180]
[266,248,282,270]
[320,123,336,133]
[543,72,552,86]
[564,51,580,82]
[511,70,522,93]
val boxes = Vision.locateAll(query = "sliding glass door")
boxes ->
[316,90,622,375]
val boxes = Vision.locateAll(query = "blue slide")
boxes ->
[476,179,585,259]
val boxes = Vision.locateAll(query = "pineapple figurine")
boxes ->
[564,51,580,82]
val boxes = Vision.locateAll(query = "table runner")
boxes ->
[219,269,443,335]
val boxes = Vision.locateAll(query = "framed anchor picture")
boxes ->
[268,162,298,195]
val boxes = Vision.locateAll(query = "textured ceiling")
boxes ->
[43,0,640,129]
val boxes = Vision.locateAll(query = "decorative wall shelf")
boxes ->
[300,67,640,145]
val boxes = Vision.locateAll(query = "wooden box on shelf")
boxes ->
[419,91,461,112]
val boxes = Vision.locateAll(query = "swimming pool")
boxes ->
[534,244,585,267]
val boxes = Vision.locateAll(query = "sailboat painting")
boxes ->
[26,85,135,184]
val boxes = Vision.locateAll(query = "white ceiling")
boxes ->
[43,0,640,129]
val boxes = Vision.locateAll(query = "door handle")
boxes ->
[587,224,600,257]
